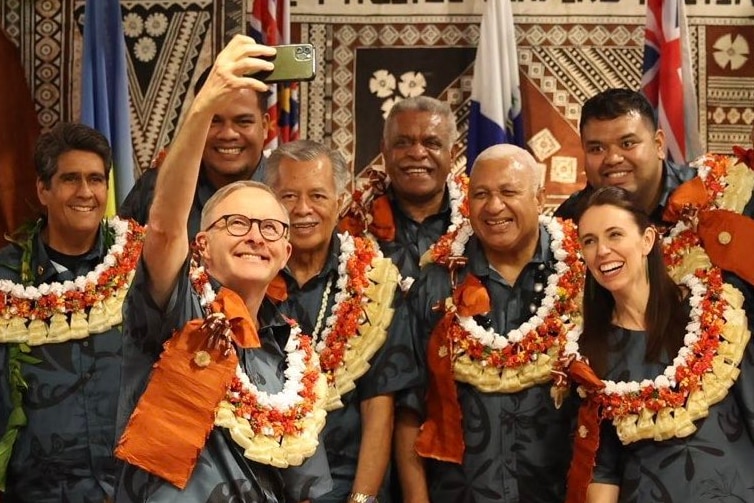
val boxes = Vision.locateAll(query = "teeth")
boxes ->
[605,171,630,178]
[292,222,317,228]
[486,218,511,226]
[217,147,242,155]
[70,206,95,212]
[599,261,623,273]
[404,168,429,174]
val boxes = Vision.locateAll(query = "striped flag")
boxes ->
[248,0,300,149]
[641,0,702,164]
[80,0,135,216]
[467,0,525,172]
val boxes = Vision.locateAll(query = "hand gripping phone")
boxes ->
[252,43,316,83]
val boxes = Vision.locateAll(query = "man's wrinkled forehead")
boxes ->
[212,187,289,223]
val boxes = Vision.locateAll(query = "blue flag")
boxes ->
[80,0,135,212]
[467,0,525,172]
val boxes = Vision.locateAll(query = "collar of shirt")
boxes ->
[385,184,452,226]
[466,222,554,285]
[280,231,341,290]
[32,222,108,284]
[650,159,697,224]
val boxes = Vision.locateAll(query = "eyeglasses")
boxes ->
[205,214,289,241]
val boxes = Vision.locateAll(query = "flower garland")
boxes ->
[315,233,400,410]
[554,153,752,445]
[692,153,754,214]
[339,170,469,292]
[0,217,144,345]
[444,216,585,392]
[266,233,401,411]
[190,265,329,468]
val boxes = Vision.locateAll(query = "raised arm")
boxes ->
[142,35,275,307]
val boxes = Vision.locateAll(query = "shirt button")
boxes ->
[84,372,92,380]
[82,341,89,347]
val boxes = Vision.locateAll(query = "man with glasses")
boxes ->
[114,36,331,503]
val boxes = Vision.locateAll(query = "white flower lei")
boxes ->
[561,272,709,393]
[314,232,398,410]
[0,217,131,301]
[190,265,328,467]
[456,215,573,348]
[0,217,141,345]
[445,215,584,393]
[229,323,310,424]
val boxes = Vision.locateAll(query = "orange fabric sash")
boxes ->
[415,312,464,463]
[368,195,396,241]
[663,176,754,285]
[415,275,490,464]
[115,288,259,488]
[565,360,606,503]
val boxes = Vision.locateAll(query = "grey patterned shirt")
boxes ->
[0,225,121,503]
[273,234,421,503]
[115,258,332,503]
[406,228,578,503]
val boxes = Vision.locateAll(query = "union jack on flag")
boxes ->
[248,0,300,149]
[641,0,702,164]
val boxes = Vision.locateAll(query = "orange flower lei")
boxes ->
[0,217,145,345]
[266,233,400,410]
[339,170,469,290]
[444,216,585,393]
[555,154,751,445]
[190,265,328,467]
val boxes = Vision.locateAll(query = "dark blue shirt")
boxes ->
[118,158,267,240]
[115,258,332,503]
[554,160,697,225]
[274,233,420,503]
[406,227,578,503]
[0,224,122,503]
[376,186,451,282]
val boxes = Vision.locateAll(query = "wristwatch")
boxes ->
[348,492,378,503]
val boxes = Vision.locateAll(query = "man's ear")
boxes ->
[36,178,48,207]
[536,186,546,213]
[450,142,460,162]
[654,128,667,161]
[195,233,208,254]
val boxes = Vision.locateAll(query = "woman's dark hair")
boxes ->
[577,186,686,376]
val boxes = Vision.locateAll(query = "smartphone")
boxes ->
[252,44,316,83]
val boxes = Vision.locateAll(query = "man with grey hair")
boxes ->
[265,139,421,503]
[396,144,580,503]
[340,95,462,284]
[114,36,331,502]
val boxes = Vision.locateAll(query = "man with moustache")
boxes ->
[118,61,270,239]
[114,36,330,503]
[265,140,419,503]
[396,144,580,503]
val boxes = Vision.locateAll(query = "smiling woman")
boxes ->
[558,185,754,503]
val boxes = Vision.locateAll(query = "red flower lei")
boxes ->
[190,265,328,465]
[0,217,145,344]
[444,217,585,392]
[266,233,399,410]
